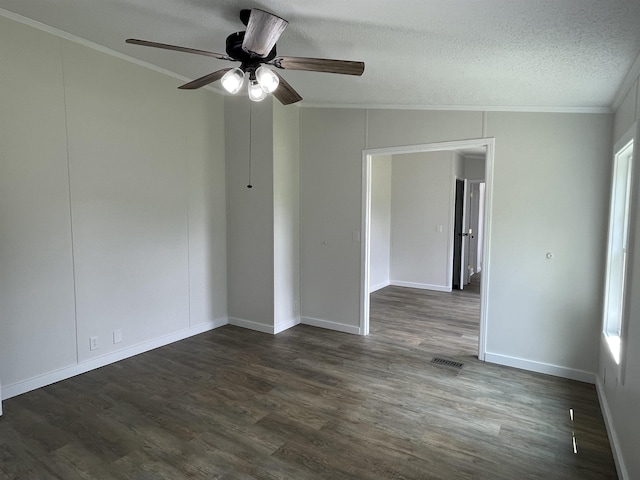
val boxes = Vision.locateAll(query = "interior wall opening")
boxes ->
[360,139,495,361]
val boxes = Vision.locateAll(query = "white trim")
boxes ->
[1,317,228,401]
[390,280,451,292]
[0,8,224,95]
[274,317,301,334]
[612,51,640,113]
[370,280,390,293]
[619,122,640,387]
[603,123,640,386]
[595,377,630,480]
[478,140,495,361]
[364,138,493,157]
[361,137,494,363]
[360,146,372,335]
[301,316,361,335]
[484,352,595,384]
[228,317,274,334]
[301,103,611,114]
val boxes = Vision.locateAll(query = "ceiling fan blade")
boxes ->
[126,38,232,61]
[178,68,233,90]
[272,72,303,105]
[272,56,365,76]
[242,9,288,57]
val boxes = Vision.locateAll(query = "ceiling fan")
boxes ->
[126,8,365,105]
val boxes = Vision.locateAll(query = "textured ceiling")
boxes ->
[2,0,640,109]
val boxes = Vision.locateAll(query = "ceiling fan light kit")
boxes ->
[221,67,245,94]
[126,8,365,105]
[255,66,279,93]
[247,79,268,102]
[220,65,279,102]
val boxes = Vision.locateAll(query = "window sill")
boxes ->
[605,334,621,365]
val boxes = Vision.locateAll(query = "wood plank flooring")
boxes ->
[0,279,617,479]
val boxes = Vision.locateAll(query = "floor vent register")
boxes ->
[430,357,464,369]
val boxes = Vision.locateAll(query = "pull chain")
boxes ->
[247,101,253,189]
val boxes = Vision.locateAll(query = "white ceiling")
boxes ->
[2,0,640,110]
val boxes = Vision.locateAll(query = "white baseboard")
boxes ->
[274,317,301,334]
[228,317,275,334]
[1,317,228,401]
[227,317,302,335]
[596,377,629,480]
[390,280,451,292]
[484,352,595,384]
[369,280,390,293]
[301,316,361,335]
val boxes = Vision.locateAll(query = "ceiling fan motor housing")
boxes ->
[226,31,277,66]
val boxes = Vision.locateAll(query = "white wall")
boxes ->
[273,102,301,333]
[464,156,486,180]
[300,109,367,334]
[225,98,275,330]
[453,151,465,179]
[0,17,77,388]
[485,112,610,374]
[225,97,301,334]
[598,63,640,480]
[390,151,454,291]
[0,16,228,399]
[300,107,612,376]
[369,155,392,291]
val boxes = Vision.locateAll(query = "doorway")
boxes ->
[453,179,486,290]
[360,138,494,360]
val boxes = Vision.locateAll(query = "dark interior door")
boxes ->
[452,179,464,289]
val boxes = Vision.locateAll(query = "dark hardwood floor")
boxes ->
[0,277,617,479]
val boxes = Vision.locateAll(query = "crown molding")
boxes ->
[0,8,224,94]
[300,102,612,114]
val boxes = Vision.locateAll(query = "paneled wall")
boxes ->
[301,107,611,378]
[0,16,228,398]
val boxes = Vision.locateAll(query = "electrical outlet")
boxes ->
[113,329,122,344]
[89,336,99,351]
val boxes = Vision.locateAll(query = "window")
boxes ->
[603,138,634,364]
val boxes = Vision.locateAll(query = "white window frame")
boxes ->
[603,124,637,375]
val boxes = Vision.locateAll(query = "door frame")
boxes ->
[360,137,495,361]
[465,179,486,280]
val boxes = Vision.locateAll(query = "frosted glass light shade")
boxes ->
[248,80,267,102]
[221,68,245,94]
[256,66,280,93]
